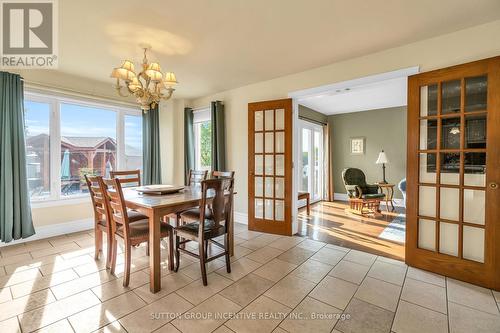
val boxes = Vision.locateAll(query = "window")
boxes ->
[193,108,212,170]
[25,100,51,200]
[24,91,142,202]
[124,115,143,171]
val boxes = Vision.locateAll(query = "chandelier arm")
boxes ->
[137,74,145,90]
[161,88,175,101]
[114,79,130,97]
[125,84,135,95]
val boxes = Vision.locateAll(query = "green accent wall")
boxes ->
[328,106,407,199]
[299,104,328,124]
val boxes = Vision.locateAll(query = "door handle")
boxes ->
[489,182,498,189]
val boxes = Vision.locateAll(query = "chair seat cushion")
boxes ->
[128,210,148,222]
[175,219,224,237]
[116,220,172,239]
[362,193,385,199]
[98,209,147,227]
[180,208,213,222]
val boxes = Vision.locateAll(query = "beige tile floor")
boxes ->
[0,223,499,333]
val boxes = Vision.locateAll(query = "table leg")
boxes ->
[384,188,390,212]
[149,211,161,293]
[389,187,395,212]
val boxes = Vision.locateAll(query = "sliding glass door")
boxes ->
[299,119,324,202]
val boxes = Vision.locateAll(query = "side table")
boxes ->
[376,183,395,212]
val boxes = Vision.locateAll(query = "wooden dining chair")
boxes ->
[103,177,174,286]
[188,169,209,186]
[109,169,149,231]
[110,170,141,187]
[165,169,209,226]
[180,170,235,223]
[84,175,112,269]
[174,177,234,286]
[211,170,235,178]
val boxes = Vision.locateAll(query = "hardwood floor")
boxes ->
[298,201,405,260]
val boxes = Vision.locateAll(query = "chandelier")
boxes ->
[110,46,178,112]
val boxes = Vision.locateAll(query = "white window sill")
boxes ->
[31,195,90,209]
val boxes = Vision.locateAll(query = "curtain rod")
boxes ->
[298,115,328,126]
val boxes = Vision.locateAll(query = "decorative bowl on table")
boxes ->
[134,185,185,195]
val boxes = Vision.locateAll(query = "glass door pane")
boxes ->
[416,69,488,263]
[409,57,499,290]
[300,128,311,192]
[249,99,292,236]
[299,121,324,203]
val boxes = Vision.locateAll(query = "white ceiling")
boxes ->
[51,0,500,99]
[299,77,408,115]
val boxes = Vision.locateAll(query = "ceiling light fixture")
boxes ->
[110,45,178,112]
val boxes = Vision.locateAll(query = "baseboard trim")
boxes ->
[1,212,250,247]
[234,212,248,225]
[333,193,349,201]
[0,218,94,247]
[333,192,405,208]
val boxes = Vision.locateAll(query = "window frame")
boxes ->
[192,107,212,171]
[24,89,142,206]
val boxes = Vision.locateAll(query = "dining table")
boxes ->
[122,185,235,293]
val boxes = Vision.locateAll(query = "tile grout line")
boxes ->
[446,299,500,317]
[388,265,409,332]
[446,277,451,333]
[203,239,334,332]
[332,252,379,331]
[249,243,349,331]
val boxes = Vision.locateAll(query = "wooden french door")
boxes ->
[407,56,500,290]
[248,99,293,235]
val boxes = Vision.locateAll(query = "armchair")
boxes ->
[342,168,385,216]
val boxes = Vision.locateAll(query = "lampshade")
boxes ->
[110,67,136,81]
[163,72,178,87]
[376,151,389,164]
[147,62,161,72]
[120,60,135,72]
[145,62,163,81]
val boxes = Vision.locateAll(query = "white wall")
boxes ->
[15,19,500,233]
[188,20,500,216]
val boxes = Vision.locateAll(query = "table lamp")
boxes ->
[376,150,389,184]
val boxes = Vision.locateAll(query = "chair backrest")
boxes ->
[211,171,236,193]
[84,175,108,228]
[102,178,131,238]
[188,169,208,186]
[342,168,368,187]
[211,170,235,179]
[110,170,141,187]
[198,177,234,238]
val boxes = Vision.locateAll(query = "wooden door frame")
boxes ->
[248,98,294,236]
[406,56,500,290]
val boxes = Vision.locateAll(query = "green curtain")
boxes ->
[0,72,34,242]
[211,101,226,171]
[142,104,161,185]
[184,107,195,185]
